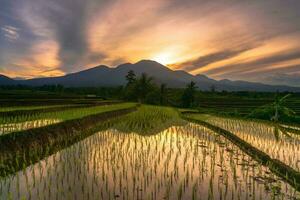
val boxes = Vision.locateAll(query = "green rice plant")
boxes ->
[114,105,186,135]
[0,103,135,124]
[0,103,136,135]
[0,105,67,112]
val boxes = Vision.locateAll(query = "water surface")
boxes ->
[0,124,299,199]
[201,116,300,171]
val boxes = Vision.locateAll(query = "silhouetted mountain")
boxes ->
[1,60,300,92]
[20,65,113,87]
[0,75,16,85]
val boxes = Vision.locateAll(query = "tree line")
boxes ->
[123,70,197,107]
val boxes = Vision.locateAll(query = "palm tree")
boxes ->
[182,81,197,108]
[160,83,167,105]
[135,73,154,103]
[187,81,197,92]
[125,70,136,86]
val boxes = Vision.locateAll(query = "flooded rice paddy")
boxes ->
[0,123,299,200]
[0,119,61,136]
[202,116,300,172]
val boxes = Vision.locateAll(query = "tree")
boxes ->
[134,73,154,103]
[125,70,136,86]
[145,89,160,105]
[181,81,197,108]
[210,85,216,93]
[160,83,167,105]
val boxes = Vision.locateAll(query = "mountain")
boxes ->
[1,60,300,92]
[0,75,16,85]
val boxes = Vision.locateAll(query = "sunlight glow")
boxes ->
[151,52,175,65]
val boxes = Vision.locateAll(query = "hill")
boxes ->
[1,60,300,92]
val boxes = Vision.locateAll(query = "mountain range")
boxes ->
[1,60,300,92]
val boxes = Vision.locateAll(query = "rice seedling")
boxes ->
[0,119,61,135]
[114,105,186,135]
[0,123,299,199]
[187,114,300,172]
[0,103,136,135]
[0,105,67,112]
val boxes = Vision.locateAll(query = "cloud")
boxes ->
[1,25,19,41]
[1,0,300,86]
[204,47,300,78]
[17,0,112,72]
[174,47,255,71]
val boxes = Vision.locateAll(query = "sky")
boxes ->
[1,0,300,86]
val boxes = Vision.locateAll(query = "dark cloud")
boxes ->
[206,48,300,77]
[23,0,110,72]
[200,47,300,87]
[179,47,255,71]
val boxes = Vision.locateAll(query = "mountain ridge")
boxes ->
[1,60,300,92]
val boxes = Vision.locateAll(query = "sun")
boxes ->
[152,52,175,65]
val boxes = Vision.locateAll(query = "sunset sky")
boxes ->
[1,0,300,86]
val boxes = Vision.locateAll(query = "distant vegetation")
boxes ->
[1,70,300,124]
[248,94,299,123]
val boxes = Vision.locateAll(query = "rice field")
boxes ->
[0,105,68,112]
[0,103,136,136]
[1,124,299,200]
[0,119,62,135]
[0,104,300,199]
[187,114,300,172]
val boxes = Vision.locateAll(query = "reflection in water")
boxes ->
[0,119,61,135]
[204,117,300,172]
[0,124,299,199]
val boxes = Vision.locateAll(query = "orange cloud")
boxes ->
[5,40,63,78]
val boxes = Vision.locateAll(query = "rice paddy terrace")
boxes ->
[0,102,299,199]
[197,96,300,116]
